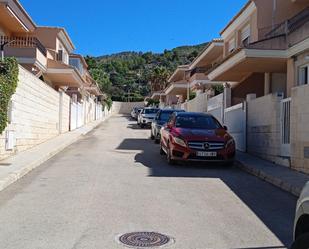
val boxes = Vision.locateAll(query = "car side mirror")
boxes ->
[223,125,228,131]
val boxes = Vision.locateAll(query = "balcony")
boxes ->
[247,7,309,50]
[1,36,47,71]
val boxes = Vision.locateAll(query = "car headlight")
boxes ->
[225,138,235,148]
[173,137,187,147]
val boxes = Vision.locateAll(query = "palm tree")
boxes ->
[149,66,170,93]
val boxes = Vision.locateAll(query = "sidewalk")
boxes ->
[236,151,309,197]
[0,116,110,192]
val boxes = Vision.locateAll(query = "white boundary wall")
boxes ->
[112,101,144,114]
[207,93,224,123]
[0,66,70,160]
[184,93,208,112]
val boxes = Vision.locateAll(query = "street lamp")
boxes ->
[1,39,16,61]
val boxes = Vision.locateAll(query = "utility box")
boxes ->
[5,130,15,151]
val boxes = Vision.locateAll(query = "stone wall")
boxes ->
[247,94,281,163]
[0,66,70,160]
[291,84,309,174]
[112,101,144,115]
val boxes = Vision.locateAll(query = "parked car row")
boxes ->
[131,107,236,166]
[130,106,309,248]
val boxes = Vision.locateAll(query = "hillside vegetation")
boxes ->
[85,42,208,102]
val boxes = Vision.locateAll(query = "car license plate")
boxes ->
[197,151,217,157]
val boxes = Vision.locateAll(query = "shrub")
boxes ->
[0,58,19,134]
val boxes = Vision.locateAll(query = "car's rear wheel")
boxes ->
[291,233,309,249]
[154,137,160,144]
[166,144,176,165]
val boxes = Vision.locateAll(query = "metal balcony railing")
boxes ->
[0,36,47,56]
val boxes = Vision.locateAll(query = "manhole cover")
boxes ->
[117,232,173,248]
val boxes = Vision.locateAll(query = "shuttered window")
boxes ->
[241,24,251,41]
[228,38,235,52]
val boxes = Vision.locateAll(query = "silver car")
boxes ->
[292,181,309,249]
[137,107,159,128]
[131,107,143,120]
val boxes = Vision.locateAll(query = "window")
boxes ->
[241,24,251,42]
[228,38,235,53]
[69,58,84,75]
[144,109,159,114]
[241,24,251,47]
[175,115,222,129]
[299,64,309,85]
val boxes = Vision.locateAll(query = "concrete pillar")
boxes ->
[246,93,256,101]
[286,58,295,97]
[223,83,231,109]
[264,73,271,95]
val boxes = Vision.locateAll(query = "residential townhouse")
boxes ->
[204,0,309,172]
[164,65,189,107]
[162,39,228,113]
[0,0,47,74]
[0,0,105,161]
[159,0,309,173]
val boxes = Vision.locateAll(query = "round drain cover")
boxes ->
[118,231,172,248]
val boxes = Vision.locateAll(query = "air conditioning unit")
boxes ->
[5,130,15,151]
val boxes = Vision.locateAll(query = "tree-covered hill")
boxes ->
[85,42,208,102]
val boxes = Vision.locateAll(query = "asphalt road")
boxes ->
[0,115,297,249]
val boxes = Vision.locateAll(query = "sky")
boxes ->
[20,0,248,56]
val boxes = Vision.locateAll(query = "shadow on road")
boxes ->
[116,137,297,248]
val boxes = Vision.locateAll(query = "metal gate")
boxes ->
[224,102,247,152]
[280,97,291,157]
[70,102,77,131]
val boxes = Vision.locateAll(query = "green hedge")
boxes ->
[0,58,19,134]
[111,96,144,102]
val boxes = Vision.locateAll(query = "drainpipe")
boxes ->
[272,0,277,29]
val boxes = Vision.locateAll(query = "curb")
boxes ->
[235,160,302,197]
[0,135,80,192]
[0,116,110,192]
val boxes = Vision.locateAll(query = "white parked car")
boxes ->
[292,181,309,249]
[137,107,159,128]
[131,107,143,120]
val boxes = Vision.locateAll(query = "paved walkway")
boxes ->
[0,115,297,249]
[0,116,110,193]
[236,151,309,196]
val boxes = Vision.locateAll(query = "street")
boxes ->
[0,115,297,249]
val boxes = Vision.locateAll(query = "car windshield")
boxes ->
[175,115,222,129]
[144,109,159,114]
[159,112,173,121]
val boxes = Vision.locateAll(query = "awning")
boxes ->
[208,49,287,81]
[0,1,36,33]
[151,91,165,100]
[165,82,188,95]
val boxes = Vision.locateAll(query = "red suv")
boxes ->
[160,112,235,165]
